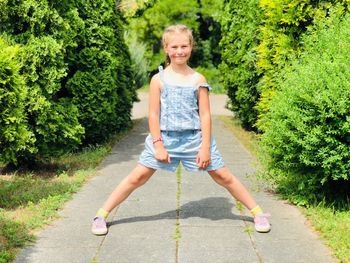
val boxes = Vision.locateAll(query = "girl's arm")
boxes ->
[148,74,170,163]
[197,77,212,169]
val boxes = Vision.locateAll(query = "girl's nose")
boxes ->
[176,48,184,54]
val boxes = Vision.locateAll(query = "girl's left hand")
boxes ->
[196,148,211,170]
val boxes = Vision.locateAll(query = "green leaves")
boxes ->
[0,0,135,165]
[125,0,223,84]
[219,0,261,129]
[0,37,35,164]
[260,11,350,204]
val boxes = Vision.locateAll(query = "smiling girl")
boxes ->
[91,24,271,235]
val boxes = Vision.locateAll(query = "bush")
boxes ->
[65,0,136,144]
[256,1,350,130]
[0,37,35,164]
[219,0,261,129]
[259,10,350,206]
[0,0,135,164]
[18,35,85,161]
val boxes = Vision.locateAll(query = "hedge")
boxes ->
[0,0,135,165]
[0,37,35,164]
[219,0,261,129]
[219,0,350,130]
[259,8,350,206]
[256,0,350,129]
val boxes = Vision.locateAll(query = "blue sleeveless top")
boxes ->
[158,66,212,131]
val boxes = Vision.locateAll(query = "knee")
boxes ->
[209,170,234,187]
[127,173,150,187]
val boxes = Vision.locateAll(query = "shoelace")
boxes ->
[94,217,106,227]
[255,213,270,224]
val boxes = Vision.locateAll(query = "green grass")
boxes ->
[0,122,136,262]
[303,205,350,263]
[220,115,350,263]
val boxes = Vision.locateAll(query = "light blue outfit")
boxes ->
[138,66,224,172]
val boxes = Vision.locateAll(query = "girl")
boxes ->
[92,24,270,235]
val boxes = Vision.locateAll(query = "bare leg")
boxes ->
[102,164,156,212]
[208,167,257,210]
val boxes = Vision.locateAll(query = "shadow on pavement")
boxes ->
[108,197,253,227]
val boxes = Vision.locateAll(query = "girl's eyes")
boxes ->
[171,45,189,49]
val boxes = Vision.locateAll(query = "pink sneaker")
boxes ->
[91,217,108,235]
[254,213,271,233]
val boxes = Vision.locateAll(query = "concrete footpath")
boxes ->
[15,93,337,263]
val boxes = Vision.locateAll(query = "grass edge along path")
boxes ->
[220,115,349,263]
[0,120,139,263]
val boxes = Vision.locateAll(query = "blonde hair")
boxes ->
[162,24,194,65]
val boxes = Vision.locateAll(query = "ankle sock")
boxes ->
[250,205,263,217]
[96,208,109,219]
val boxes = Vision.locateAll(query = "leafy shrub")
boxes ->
[67,67,119,144]
[0,37,35,164]
[219,0,261,129]
[18,35,84,161]
[65,0,136,143]
[0,0,135,164]
[256,0,350,129]
[259,10,350,205]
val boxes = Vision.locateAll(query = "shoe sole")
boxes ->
[91,228,108,235]
[255,226,271,233]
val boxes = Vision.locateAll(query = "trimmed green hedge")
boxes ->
[0,0,135,164]
[256,0,350,129]
[220,0,350,131]
[64,1,135,144]
[219,0,261,129]
[259,9,350,206]
[0,37,35,164]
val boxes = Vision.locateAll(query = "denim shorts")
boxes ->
[138,130,225,172]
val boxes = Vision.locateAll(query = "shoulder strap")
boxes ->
[158,65,164,82]
[197,82,212,92]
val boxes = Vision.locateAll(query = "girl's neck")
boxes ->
[164,63,196,86]
[167,63,192,75]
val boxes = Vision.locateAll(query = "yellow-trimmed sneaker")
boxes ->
[254,213,271,233]
[91,217,108,235]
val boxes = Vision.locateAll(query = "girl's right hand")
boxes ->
[155,146,171,163]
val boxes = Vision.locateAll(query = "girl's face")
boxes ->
[164,32,192,65]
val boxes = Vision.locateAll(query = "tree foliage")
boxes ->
[125,0,223,85]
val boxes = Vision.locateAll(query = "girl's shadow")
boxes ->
[108,197,253,226]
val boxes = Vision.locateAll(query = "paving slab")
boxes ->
[14,93,337,263]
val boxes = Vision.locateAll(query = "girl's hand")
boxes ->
[196,148,211,170]
[155,146,171,163]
